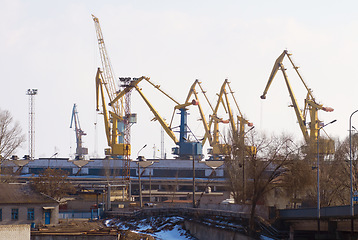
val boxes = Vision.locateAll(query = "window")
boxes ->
[27,208,34,220]
[11,208,18,220]
[0,209,2,221]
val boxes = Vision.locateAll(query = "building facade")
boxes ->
[0,183,59,226]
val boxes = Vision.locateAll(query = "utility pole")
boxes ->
[27,89,38,160]
[161,125,165,159]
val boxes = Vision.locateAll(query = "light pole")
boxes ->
[137,158,157,207]
[317,119,336,235]
[137,144,147,158]
[138,157,143,208]
[136,144,147,208]
[192,144,196,208]
[350,110,358,235]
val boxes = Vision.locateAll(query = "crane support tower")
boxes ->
[70,104,88,158]
[261,50,335,154]
[26,89,38,160]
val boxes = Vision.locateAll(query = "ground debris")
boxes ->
[33,219,114,235]
[119,230,155,240]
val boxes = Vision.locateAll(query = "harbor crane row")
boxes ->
[260,50,335,154]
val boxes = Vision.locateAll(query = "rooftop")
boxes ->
[0,183,58,204]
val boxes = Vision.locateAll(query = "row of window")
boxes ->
[27,168,222,177]
[0,208,34,221]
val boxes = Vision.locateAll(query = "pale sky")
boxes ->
[1,0,358,159]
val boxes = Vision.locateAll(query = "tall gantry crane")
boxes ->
[260,50,334,154]
[92,15,136,190]
[70,104,88,158]
[92,15,131,158]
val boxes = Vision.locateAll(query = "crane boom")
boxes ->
[135,85,179,143]
[111,77,180,144]
[92,14,122,115]
[181,80,213,146]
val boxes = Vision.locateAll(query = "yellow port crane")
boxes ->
[181,79,213,147]
[92,15,130,157]
[260,50,335,154]
[182,79,255,160]
[210,79,255,158]
[110,77,203,159]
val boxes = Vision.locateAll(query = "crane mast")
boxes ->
[261,50,334,154]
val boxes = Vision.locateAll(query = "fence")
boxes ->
[59,209,103,220]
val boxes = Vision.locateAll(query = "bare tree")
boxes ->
[30,168,76,201]
[0,109,25,160]
[317,136,353,206]
[226,131,299,232]
[0,109,25,181]
[298,136,356,208]
[281,156,315,208]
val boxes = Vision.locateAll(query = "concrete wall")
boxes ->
[145,202,269,219]
[0,224,30,240]
[199,203,269,219]
[279,205,357,219]
[184,220,253,240]
[31,234,119,240]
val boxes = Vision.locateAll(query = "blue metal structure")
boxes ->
[172,109,203,159]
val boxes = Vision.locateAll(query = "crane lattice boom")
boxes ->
[92,14,122,116]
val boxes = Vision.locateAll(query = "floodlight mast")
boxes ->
[26,89,38,160]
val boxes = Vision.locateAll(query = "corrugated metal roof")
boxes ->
[0,183,58,204]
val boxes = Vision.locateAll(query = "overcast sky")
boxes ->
[1,0,358,159]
